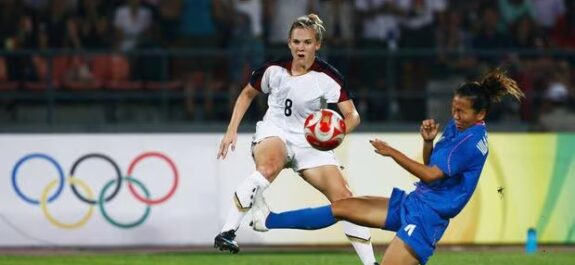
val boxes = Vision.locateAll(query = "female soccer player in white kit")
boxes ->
[214,13,378,265]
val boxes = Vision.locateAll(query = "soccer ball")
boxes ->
[304,109,346,151]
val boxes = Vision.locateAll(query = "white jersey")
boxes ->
[249,57,352,146]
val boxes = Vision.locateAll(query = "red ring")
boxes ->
[127,152,179,205]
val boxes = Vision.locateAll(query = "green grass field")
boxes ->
[0,251,574,265]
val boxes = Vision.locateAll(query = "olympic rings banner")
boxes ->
[0,134,228,246]
[1,133,574,247]
[11,152,179,230]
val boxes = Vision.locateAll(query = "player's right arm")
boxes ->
[370,138,444,183]
[217,84,260,159]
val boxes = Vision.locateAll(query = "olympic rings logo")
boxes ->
[11,152,179,229]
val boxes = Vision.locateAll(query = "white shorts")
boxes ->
[252,121,340,172]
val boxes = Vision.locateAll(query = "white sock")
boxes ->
[221,171,270,232]
[342,221,376,265]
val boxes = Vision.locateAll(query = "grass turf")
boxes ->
[0,251,574,265]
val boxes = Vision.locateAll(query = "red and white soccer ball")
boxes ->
[304,109,346,151]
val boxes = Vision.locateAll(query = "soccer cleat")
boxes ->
[250,189,270,232]
[214,230,240,254]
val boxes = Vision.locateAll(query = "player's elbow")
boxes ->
[344,112,360,132]
[420,166,444,183]
[354,114,361,126]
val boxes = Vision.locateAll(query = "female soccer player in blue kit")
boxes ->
[250,69,524,265]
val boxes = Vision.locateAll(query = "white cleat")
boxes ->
[250,189,270,232]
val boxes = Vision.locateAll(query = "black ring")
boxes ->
[69,153,122,205]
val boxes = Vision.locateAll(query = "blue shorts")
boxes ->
[384,188,449,264]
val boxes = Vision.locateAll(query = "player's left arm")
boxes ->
[337,100,360,133]
[370,138,444,183]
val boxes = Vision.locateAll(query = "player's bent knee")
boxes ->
[331,199,352,220]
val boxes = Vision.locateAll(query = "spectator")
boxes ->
[0,0,28,49]
[529,0,565,33]
[397,0,448,122]
[318,0,355,74]
[21,0,81,87]
[265,0,318,52]
[319,0,355,49]
[23,0,50,11]
[33,0,80,49]
[228,0,265,85]
[0,0,38,82]
[472,5,512,66]
[76,0,111,49]
[400,0,446,48]
[435,7,476,75]
[354,0,403,50]
[112,0,154,51]
[550,0,575,49]
[156,0,181,46]
[509,15,546,49]
[498,0,536,31]
[448,0,496,31]
[227,0,266,120]
[353,0,404,121]
[173,0,228,121]
[175,0,225,48]
[536,80,575,131]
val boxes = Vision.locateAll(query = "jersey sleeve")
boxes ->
[249,63,271,94]
[318,62,351,103]
[324,79,344,103]
[432,134,486,177]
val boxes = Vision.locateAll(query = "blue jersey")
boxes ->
[413,120,489,219]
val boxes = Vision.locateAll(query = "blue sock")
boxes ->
[265,205,337,230]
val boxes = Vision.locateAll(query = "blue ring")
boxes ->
[11,153,65,205]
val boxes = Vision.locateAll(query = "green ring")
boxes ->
[99,176,151,229]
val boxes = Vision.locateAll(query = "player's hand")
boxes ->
[420,119,439,142]
[217,131,238,159]
[369,138,393,157]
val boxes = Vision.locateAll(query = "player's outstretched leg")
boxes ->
[214,230,239,254]
[215,171,270,254]
[250,192,378,265]
[251,191,336,230]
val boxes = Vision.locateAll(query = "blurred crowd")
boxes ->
[0,0,574,130]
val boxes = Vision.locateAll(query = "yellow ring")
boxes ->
[40,178,94,229]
